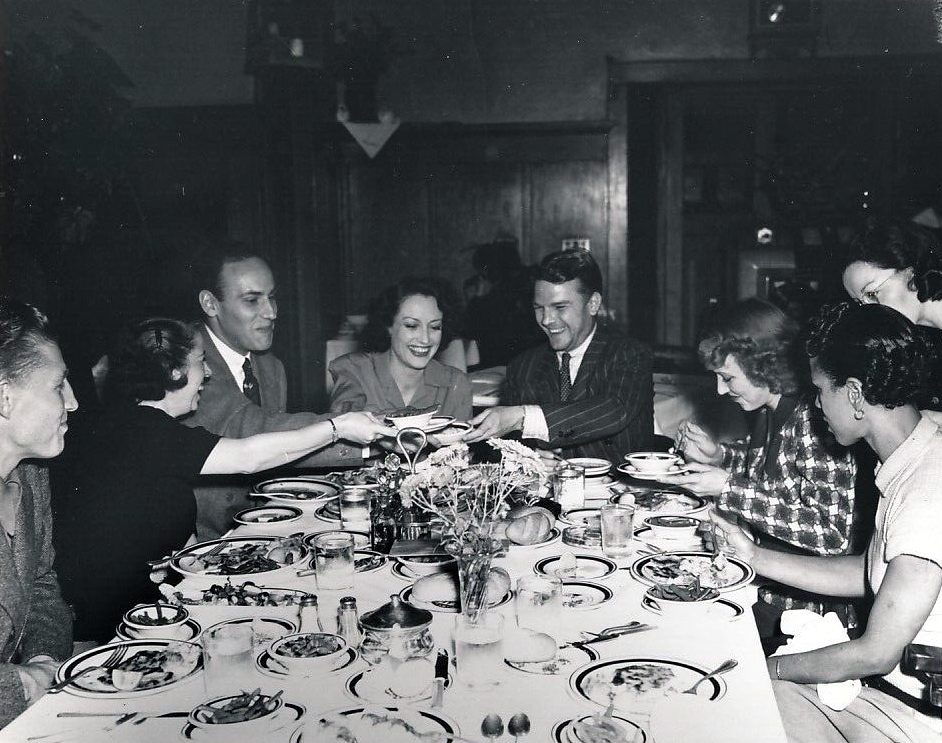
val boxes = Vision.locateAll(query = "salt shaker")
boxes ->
[298,595,324,633]
[337,596,362,647]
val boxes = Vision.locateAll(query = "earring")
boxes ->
[854,409,865,421]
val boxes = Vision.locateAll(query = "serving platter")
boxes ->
[534,554,617,580]
[560,580,614,610]
[568,656,727,714]
[170,536,306,584]
[398,584,513,613]
[54,640,202,698]
[313,706,458,741]
[628,551,755,592]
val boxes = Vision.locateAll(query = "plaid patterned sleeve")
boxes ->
[717,402,856,555]
[721,440,748,472]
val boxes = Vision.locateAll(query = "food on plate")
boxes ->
[554,551,579,578]
[97,641,200,691]
[255,479,338,498]
[274,633,344,658]
[649,582,719,602]
[179,540,304,575]
[571,714,633,743]
[410,567,510,608]
[642,554,740,588]
[312,708,443,743]
[632,491,699,512]
[126,605,185,626]
[324,466,385,488]
[389,405,437,418]
[583,662,681,709]
[355,553,385,572]
[162,581,313,607]
[503,628,557,663]
[201,689,281,724]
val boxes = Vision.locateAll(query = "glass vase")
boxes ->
[455,550,493,624]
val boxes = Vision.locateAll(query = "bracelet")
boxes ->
[328,419,339,444]
[774,657,781,680]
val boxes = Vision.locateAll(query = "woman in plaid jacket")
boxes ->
[669,299,857,641]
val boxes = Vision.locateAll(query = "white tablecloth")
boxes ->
[2,502,787,743]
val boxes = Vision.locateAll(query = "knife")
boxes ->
[430,649,449,708]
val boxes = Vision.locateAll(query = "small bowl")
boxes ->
[122,603,189,638]
[385,408,438,431]
[269,632,348,673]
[643,514,700,539]
[187,692,284,737]
[643,585,720,618]
[432,421,473,446]
[396,554,456,576]
[233,505,303,527]
[624,451,682,473]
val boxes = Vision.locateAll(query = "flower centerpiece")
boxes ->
[400,439,545,622]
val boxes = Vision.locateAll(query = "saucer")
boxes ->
[616,463,692,480]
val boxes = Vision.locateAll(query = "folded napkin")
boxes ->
[772,609,861,710]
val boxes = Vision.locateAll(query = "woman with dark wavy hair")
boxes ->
[329,277,472,421]
[53,318,391,642]
[669,298,856,627]
[714,302,942,742]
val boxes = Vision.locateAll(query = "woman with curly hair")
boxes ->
[669,299,857,632]
[842,220,942,410]
[329,277,472,421]
[53,318,391,642]
[714,302,942,742]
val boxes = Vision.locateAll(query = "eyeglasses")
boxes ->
[858,272,896,305]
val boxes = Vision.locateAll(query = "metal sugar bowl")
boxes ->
[359,594,434,665]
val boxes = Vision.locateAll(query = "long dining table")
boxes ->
[2,474,789,743]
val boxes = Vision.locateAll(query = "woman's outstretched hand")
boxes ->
[332,412,396,444]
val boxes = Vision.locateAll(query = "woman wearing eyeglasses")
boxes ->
[842,220,942,327]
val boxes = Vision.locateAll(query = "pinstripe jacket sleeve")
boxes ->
[502,325,654,459]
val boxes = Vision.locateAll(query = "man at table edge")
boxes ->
[183,241,367,538]
[466,249,653,462]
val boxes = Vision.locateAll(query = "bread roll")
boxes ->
[411,567,511,605]
[504,628,558,663]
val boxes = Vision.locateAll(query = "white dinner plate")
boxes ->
[313,706,458,741]
[344,663,452,704]
[54,639,202,698]
[610,489,709,516]
[560,580,613,610]
[628,551,755,592]
[251,477,341,505]
[170,536,306,584]
[505,642,599,676]
[398,585,512,613]
[550,714,647,743]
[534,554,617,580]
[641,592,744,621]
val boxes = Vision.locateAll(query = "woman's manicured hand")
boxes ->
[676,421,722,465]
[710,511,757,563]
[663,461,729,496]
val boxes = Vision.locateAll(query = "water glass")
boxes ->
[454,611,504,690]
[600,503,635,558]
[515,574,563,636]
[313,532,355,590]
[202,623,256,698]
[553,464,585,510]
[340,488,372,530]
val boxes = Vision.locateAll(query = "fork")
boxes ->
[47,644,129,693]
[683,658,738,694]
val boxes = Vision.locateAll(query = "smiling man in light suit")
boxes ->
[466,249,653,463]
[184,241,365,538]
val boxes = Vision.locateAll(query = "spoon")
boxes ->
[683,658,738,695]
[508,712,530,741]
[481,713,504,741]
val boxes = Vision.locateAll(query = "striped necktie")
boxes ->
[559,352,572,402]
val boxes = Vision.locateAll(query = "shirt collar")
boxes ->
[874,414,939,494]
[205,324,250,382]
[556,323,597,365]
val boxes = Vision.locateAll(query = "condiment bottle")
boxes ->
[337,596,361,647]
[298,595,324,633]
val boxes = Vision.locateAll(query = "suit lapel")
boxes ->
[572,328,606,400]
[201,327,241,397]
[532,347,560,401]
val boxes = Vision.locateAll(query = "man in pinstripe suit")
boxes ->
[466,250,653,462]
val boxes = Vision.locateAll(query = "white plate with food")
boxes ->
[170,536,307,584]
[180,698,305,740]
[353,549,388,573]
[565,457,613,478]
[54,640,202,697]
[560,580,614,610]
[534,553,617,580]
[610,488,709,516]
[551,713,647,743]
[628,551,755,592]
[312,705,459,742]
[568,656,726,714]
[251,476,341,507]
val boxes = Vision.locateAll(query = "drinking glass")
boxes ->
[600,503,635,558]
[454,611,504,690]
[553,464,585,510]
[202,623,256,698]
[515,574,562,636]
[340,488,372,530]
[313,532,355,590]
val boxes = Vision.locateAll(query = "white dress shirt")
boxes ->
[205,325,250,388]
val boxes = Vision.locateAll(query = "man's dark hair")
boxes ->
[0,296,56,384]
[535,249,603,298]
[192,240,265,301]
